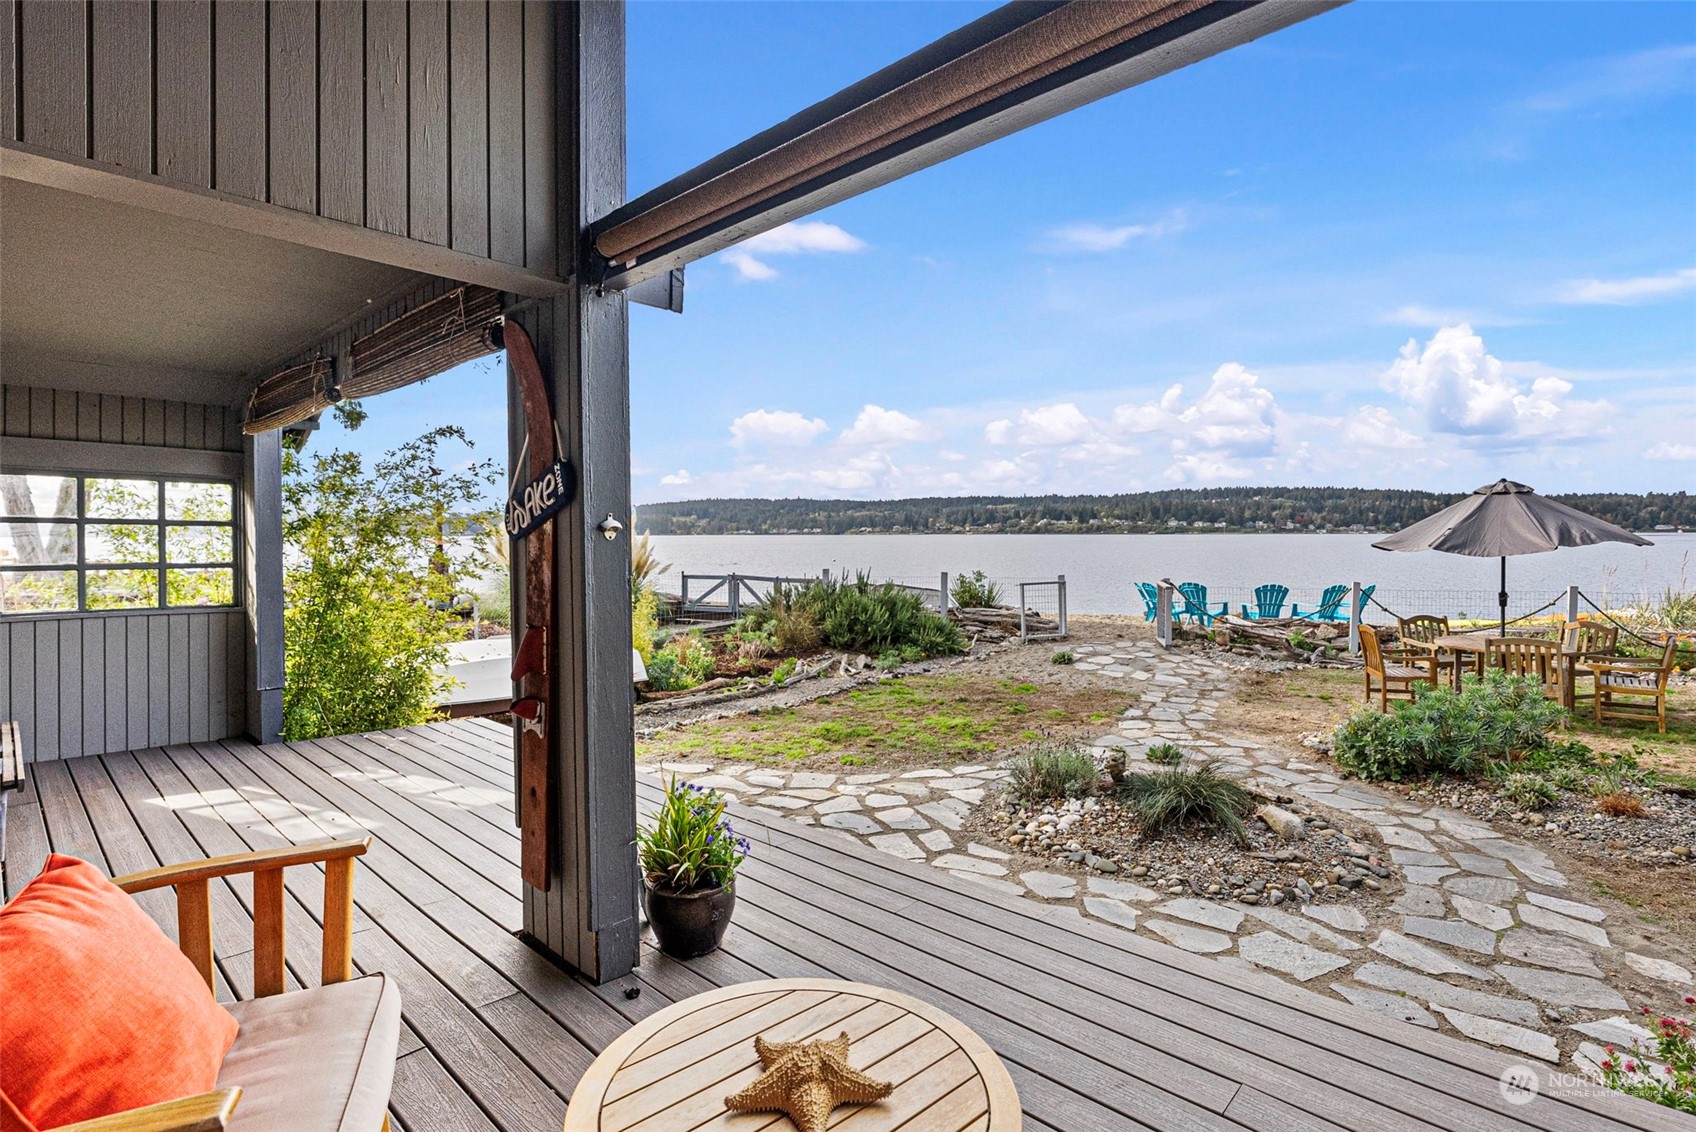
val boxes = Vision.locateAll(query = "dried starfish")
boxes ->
[723,1032,893,1132]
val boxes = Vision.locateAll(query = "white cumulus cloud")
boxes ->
[729,409,829,448]
[984,402,1098,447]
[659,469,692,486]
[1048,209,1188,253]
[1646,442,1696,461]
[1381,324,1609,440]
[1556,267,1696,305]
[839,405,934,447]
[720,220,867,280]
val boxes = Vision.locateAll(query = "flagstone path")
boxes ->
[650,638,1696,1071]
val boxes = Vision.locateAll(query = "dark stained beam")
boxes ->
[593,0,1345,288]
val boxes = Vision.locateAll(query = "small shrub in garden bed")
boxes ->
[1498,772,1559,811]
[1145,742,1184,765]
[741,573,964,659]
[1007,742,1099,805]
[1597,1001,1695,1115]
[1121,764,1254,846]
[950,570,1003,609]
[1051,650,1075,666]
[1331,671,1568,782]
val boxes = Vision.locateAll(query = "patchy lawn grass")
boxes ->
[638,674,1133,771]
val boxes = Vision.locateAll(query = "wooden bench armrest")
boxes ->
[111,838,370,998]
[52,1089,241,1132]
[1584,659,1669,676]
[111,838,370,894]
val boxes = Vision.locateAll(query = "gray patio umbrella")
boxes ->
[1372,479,1652,636]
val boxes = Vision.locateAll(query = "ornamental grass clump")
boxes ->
[1331,671,1567,782]
[637,777,748,893]
[1122,764,1254,846]
[1006,743,1098,805]
[1597,1001,1696,1115]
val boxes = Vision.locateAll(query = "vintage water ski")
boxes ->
[502,320,572,891]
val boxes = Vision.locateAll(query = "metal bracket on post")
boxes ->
[1348,581,1362,655]
[1156,581,1175,648]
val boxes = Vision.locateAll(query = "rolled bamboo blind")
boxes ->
[342,287,504,400]
[242,356,336,435]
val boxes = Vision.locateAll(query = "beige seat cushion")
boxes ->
[219,973,400,1132]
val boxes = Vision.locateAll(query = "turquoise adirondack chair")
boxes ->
[1295,584,1376,623]
[1176,582,1228,626]
[1136,582,1160,622]
[1239,584,1290,620]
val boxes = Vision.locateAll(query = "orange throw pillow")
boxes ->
[0,854,238,1129]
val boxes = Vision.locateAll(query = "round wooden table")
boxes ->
[564,978,1021,1131]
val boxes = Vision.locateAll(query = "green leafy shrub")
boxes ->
[1498,773,1559,810]
[1145,742,1184,765]
[1006,743,1099,805]
[1122,765,1254,845]
[632,586,662,664]
[951,570,1003,608]
[1331,671,1568,782]
[281,427,496,741]
[644,633,717,691]
[768,657,798,685]
[637,777,747,892]
[746,573,964,658]
[1051,650,1075,665]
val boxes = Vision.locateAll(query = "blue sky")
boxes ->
[323,1,1696,503]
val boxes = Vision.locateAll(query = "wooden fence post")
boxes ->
[1156,582,1174,648]
[1057,574,1068,637]
[940,571,949,615]
[1348,581,1362,655]
[1567,584,1580,624]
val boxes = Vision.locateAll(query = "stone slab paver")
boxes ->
[1449,894,1514,932]
[821,811,881,834]
[1088,876,1159,903]
[1302,905,1368,933]
[1444,875,1519,903]
[1496,965,1628,1010]
[1082,897,1139,931]
[1499,929,1603,977]
[1432,1006,1558,1062]
[1524,892,1605,923]
[868,832,924,861]
[1244,906,1361,952]
[1370,930,1495,980]
[1021,871,1079,900]
[1237,931,1350,981]
[1390,887,1446,917]
[1621,953,1694,986]
[1331,983,1438,1028]
[1157,898,1245,932]
[1144,919,1233,954]
[1402,916,1498,956]
[931,854,1008,877]
[1517,904,1609,948]
[1353,963,1543,1026]
[917,829,954,852]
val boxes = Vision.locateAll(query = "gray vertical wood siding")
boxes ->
[2,383,249,760]
[0,611,248,761]
[0,384,244,451]
[3,0,559,281]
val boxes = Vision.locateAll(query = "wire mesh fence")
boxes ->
[1017,578,1068,642]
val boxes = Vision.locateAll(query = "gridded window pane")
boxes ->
[166,525,233,564]
[1,521,77,566]
[85,478,159,519]
[166,481,234,522]
[167,569,235,608]
[0,474,76,518]
[0,570,78,613]
[86,569,158,610]
[87,523,158,565]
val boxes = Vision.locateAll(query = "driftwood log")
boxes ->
[948,606,1058,641]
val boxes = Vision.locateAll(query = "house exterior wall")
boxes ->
[0,0,561,280]
[0,382,250,760]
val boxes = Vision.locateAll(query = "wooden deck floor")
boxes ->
[4,719,1685,1132]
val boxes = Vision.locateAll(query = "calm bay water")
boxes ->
[647,532,1696,620]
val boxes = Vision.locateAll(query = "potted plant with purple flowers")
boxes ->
[637,777,749,958]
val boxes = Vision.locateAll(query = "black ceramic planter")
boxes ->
[643,881,736,958]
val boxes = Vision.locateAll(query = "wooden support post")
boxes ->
[1567,584,1580,624]
[242,430,284,743]
[508,0,637,984]
[321,856,356,985]
[175,878,215,993]
[940,572,949,615]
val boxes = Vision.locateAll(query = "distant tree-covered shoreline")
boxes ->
[635,488,1692,536]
